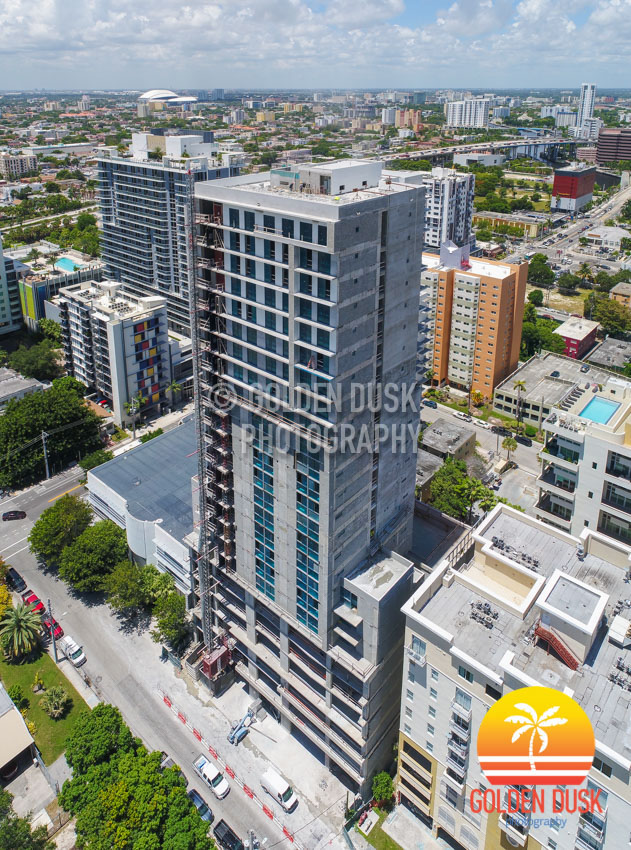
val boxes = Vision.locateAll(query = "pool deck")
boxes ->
[578,396,621,425]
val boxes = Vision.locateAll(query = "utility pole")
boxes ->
[47,598,58,662]
[41,431,50,480]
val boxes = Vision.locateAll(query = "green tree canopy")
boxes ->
[29,494,92,568]
[104,561,168,612]
[593,298,631,336]
[38,318,62,345]
[59,520,128,592]
[428,458,498,522]
[152,592,189,649]
[372,771,394,805]
[64,704,136,775]
[527,255,555,287]
[528,289,544,307]
[7,339,63,382]
[78,449,113,472]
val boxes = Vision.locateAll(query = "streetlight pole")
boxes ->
[41,431,50,480]
[47,599,58,663]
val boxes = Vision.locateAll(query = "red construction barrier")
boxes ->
[262,805,274,820]
[208,746,218,759]
[193,729,202,741]
[178,712,186,724]
[163,696,171,708]
[225,766,235,779]
[283,827,294,843]
[243,784,254,798]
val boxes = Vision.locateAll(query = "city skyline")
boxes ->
[1,0,630,90]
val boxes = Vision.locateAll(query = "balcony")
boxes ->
[605,460,631,483]
[575,836,602,850]
[498,814,528,847]
[602,490,631,516]
[536,495,573,527]
[406,646,426,667]
[537,465,576,495]
[443,767,466,793]
[448,735,469,759]
[578,813,606,843]
[450,700,472,723]
[540,439,580,468]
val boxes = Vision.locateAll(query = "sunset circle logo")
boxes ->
[477,686,595,786]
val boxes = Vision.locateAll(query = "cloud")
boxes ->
[0,0,629,88]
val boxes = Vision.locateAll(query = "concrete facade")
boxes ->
[193,161,424,795]
[445,99,490,128]
[0,233,22,336]
[0,153,37,179]
[97,133,242,334]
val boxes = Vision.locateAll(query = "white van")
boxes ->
[58,635,86,667]
[261,768,298,812]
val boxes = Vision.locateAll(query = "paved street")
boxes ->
[1,473,346,850]
[420,403,540,515]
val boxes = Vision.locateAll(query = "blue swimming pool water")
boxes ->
[579,396,620,424]
[55,257,85,272]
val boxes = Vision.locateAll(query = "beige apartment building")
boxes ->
[0,153,37,179]
[397,504,631,850]
[423,245,527,400]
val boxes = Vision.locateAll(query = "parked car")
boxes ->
[261,768,298,813]
[193,754,230,799]
[475,420,491,430]
[422,399,437,409]
[2,510,26,521]
[21,592,45,615]
[42,614,63,640]
[160,752,188,785]
[213,820,244,850]
[580,365,590,373]
[5,567,26,592]
[515,434,533,447]
[58,635,86,667]
[454,411,472,422]
[187,788,214,824]
[491,426,512,437]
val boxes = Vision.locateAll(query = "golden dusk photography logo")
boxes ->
[477,686,595,786]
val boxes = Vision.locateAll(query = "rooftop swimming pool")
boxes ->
[579,396,620,425]
[55,257,85,273]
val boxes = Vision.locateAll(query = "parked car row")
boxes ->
[21,590,63,639]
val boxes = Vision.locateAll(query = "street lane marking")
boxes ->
[48,484,83,503]
[2,545,29,557]
[1,535,29,552]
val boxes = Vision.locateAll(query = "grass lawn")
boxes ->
[526,284,586,315]
[355,809,403,850]
[0,648,89,764]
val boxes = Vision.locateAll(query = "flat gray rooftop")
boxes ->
[348,551,412,601]
[0,367,45,403]
[495,353,615,405]
[545,575,601,620]
[416,449,443,485]
[419,510,631,757]
[422,418,474,455]
[89,419,197,542]
[587,338,631,371]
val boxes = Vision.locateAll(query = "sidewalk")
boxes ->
[381,805,453,850]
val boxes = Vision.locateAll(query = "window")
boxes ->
[412,636,426,657]
[426,740,433,752]
[244,210,255,232]
[282,218,294,239]
[458,665,473,683]
[593,755,612,778]
[547,841,557,850]
[427,724,434,736]
[299,222,313,243]
[408,665,415,683]
[317,224,327,246]
[428,706,436,718]
[431,669,438,681]
[405,706,412,719]
[485,684,502,701]
[404,723,411,735]
[430,687,437,700]
[406,689,414,702]
[455,689,472,711]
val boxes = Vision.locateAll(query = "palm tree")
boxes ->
[513,380,526,430]
[167,380,181,411]
[578,262,593,288]
[40,685,71,719]
[0,603,42,658]
[504,703,567,772]
[124,393,145,439]
[502,436,518,461]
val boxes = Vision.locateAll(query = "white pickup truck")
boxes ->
[193,753,230,799]
[58,635,86,667]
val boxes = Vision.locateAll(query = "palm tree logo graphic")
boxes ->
[504,703,568,773]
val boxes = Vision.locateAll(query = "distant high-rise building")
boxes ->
[78,94,91,111]
[384,167,475,250]
[193,159,424,794]
[228,108,245,124]
[445,99,490,128]
[423,245,527,400]
[596,127,631,163]
[577,82,596,129]
[211,89,225,101]
[48,279,171,426]
[97,133,242,334]
[0,233,22,337]
[412,92,426,105]
[381,107,397,125]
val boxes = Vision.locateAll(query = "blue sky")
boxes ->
[0,1,630,90]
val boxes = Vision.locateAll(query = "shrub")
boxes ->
[40,685,72,719]
[8,684,28,710]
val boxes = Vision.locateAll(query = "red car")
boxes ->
[42,614,63,640]
[21,591,45,615]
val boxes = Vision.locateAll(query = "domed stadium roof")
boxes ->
[138,89,197,103]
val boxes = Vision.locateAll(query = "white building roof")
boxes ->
[553,316,600,342]
[138,89,197,104]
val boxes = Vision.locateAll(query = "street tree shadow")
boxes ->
[114,607,152,636]
[66,588,107,609]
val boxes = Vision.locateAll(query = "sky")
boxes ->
[0,0,630,91]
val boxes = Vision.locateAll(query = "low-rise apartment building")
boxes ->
[552,316,600,359]
[423,245,527,400]
[610,282,631,308]
[397,504,631,850]
[47,279,171,427]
